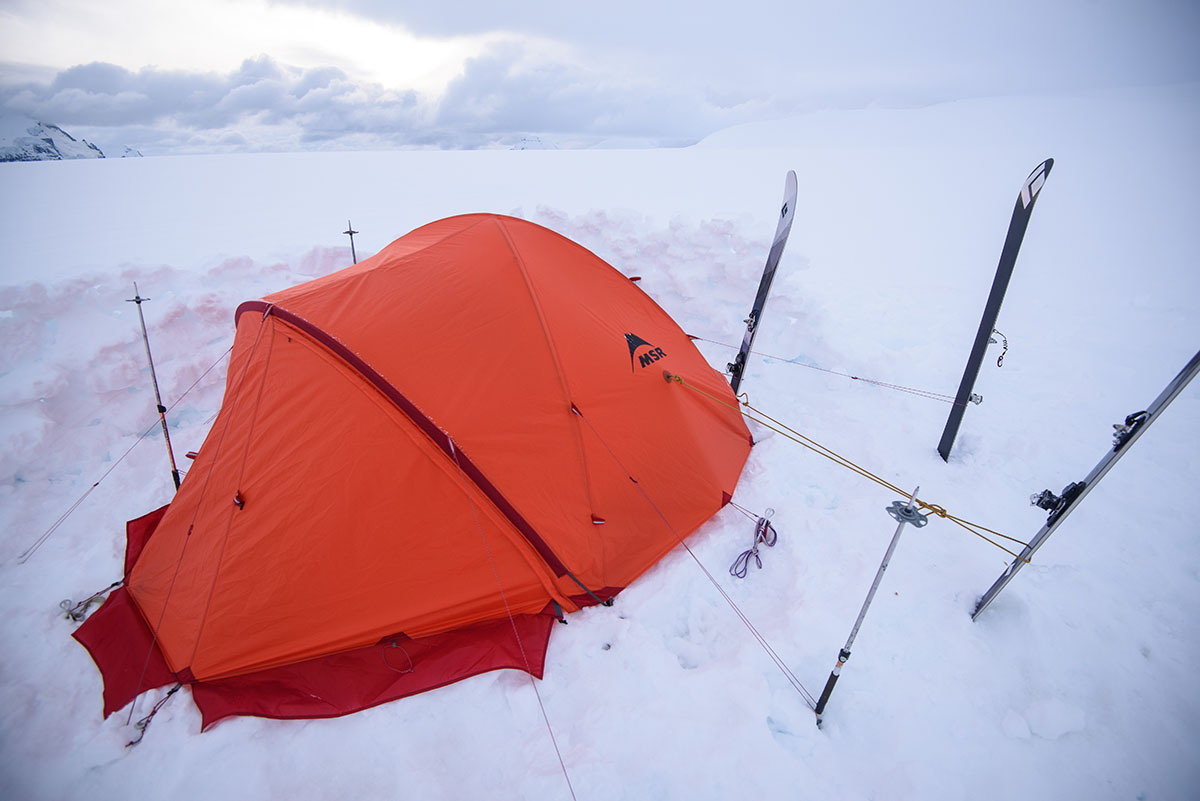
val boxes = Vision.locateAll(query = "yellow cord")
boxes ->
[665,372,1031,562]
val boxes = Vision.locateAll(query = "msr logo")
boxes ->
[625,332,667,371]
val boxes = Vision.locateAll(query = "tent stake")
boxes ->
[127,283,181,491]
[815,487,927,728]
[344,220,359,264]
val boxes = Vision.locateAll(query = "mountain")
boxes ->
[510,135,558,150]
[0,117,108,162]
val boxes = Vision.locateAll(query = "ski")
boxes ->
[938,158,1054,461]
[972,348,1200,620]
[728,170,798,394]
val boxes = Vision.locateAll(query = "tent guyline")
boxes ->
[61,581,122,621]
[689,335,977,407]
[448,437,578,801]
[727,499,763,522]
[664,371,1032,561]
[17,345,233,565]
[126,684,180,747]
[571,405,818,710]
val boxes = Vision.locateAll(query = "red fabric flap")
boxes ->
[124,504,169,578]
[72,587,178,718]
[192,612,555,730]
[76,506,556,730]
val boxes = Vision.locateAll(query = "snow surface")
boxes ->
[1,84,1198,800]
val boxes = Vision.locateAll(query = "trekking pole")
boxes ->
[815,487,927,728]
[127,283,181,491]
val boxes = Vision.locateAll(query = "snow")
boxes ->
[2,84,1199,800]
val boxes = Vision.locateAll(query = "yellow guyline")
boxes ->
[663,371,1031,562]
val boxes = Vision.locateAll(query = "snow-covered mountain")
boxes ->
[509,135,559,150]
[0,116,132,162]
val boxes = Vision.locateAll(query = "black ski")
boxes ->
[728,170,798,394]
[972,348,1200,619]
[938,158,1054,461]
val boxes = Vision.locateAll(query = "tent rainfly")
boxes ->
[75,214,753,729]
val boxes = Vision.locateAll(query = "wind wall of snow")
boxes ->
[1,84,1198,800]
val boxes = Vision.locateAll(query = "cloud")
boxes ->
[433,42,751,144]
[0,41,751,153]
[7,61,226,128]
[0,56,433,150]
[2,0,1198,156]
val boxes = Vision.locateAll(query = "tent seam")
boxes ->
[187,314,279,671]
[490,218,602,541]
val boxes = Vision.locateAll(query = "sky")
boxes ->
[1,0,1198,154]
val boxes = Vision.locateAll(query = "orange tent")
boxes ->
[76,214,752,728]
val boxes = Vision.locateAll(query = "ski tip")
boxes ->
[778,170,798,223]
[1019,159,1054,210]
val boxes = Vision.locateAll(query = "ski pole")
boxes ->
[127,283,181,491]
[815,487,927,728]
[344,220,359,264]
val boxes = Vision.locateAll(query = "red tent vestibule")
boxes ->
[75,214,753,729]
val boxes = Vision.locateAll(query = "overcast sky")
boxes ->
[1,0,1198,154]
